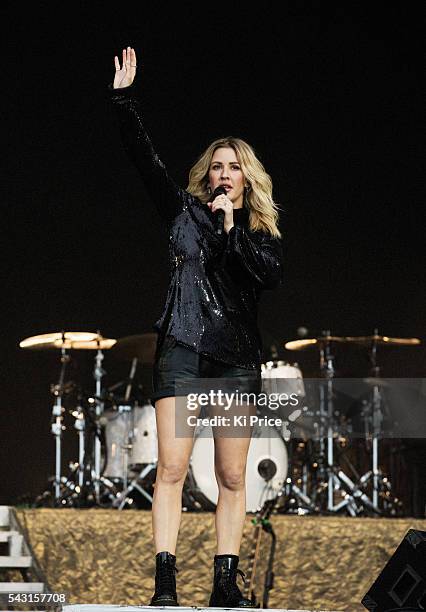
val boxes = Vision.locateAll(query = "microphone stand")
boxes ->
[261,519,276,610]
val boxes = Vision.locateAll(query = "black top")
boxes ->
[108,82,283,369]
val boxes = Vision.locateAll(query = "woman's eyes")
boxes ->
[212,165,241,171]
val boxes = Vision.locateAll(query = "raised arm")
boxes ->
[108,47,191,222]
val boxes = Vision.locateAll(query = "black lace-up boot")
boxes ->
[150,551,179,606]
[208,554,255,608]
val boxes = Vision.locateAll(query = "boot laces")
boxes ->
[157,562,179,592]
[219,566,246,598]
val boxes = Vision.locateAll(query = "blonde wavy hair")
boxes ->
[187,137,281,238]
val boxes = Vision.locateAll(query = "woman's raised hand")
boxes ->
[113,47,138,89]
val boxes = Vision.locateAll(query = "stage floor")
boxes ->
[14,509,426,611]
[63,606,343,612]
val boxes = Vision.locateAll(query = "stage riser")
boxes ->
[16,509,426,612]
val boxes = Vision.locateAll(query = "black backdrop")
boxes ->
[2,4,425,510]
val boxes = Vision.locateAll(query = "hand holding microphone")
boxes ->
[207,185,234,235]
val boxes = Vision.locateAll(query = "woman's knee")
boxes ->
[156,461,188,485]
[216,468,246,491]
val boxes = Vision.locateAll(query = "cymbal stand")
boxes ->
[357,330,395,513]
[93,344,106,503]
[315,333,377,515]
[71,392,86,489]
[371,375,382,510]
[371,332,383,509]
[320,336,336,512]
[50,342,70,503]
[308,333,342,512]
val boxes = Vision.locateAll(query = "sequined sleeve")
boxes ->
[107,82,193,222]
[225,226,283,289]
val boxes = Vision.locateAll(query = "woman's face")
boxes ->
[208,147,246,208]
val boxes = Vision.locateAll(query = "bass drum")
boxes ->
[185,423,288,513]
[130,403,158,468]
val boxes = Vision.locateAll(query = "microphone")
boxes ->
[208,185,227,235]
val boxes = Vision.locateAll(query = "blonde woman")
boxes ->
[108,47,283,608]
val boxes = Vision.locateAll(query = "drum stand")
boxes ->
[113,462,155,509]
[279,435,318,514]
[281,468,319,514]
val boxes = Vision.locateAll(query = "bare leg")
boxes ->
[152,397,200,554]
[213,404,256,555]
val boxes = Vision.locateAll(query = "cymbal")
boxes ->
[285,336,348,351]
[285,334,421,351]
[19,331,101,350]
[61,338,117,350]
[110,333,158,364]
[345,335,421,346]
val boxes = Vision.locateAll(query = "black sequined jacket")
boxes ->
[108,82,283,369]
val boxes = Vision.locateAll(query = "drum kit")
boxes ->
[19,328,421,516]
[279,330,421,517]
[20,330,158,509]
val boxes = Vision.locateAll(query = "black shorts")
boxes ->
[151,335,262,406]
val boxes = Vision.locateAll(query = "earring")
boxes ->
[207,185,212,194]
[245,184,251,192]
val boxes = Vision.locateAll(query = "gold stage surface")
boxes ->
[15,509,426,611]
